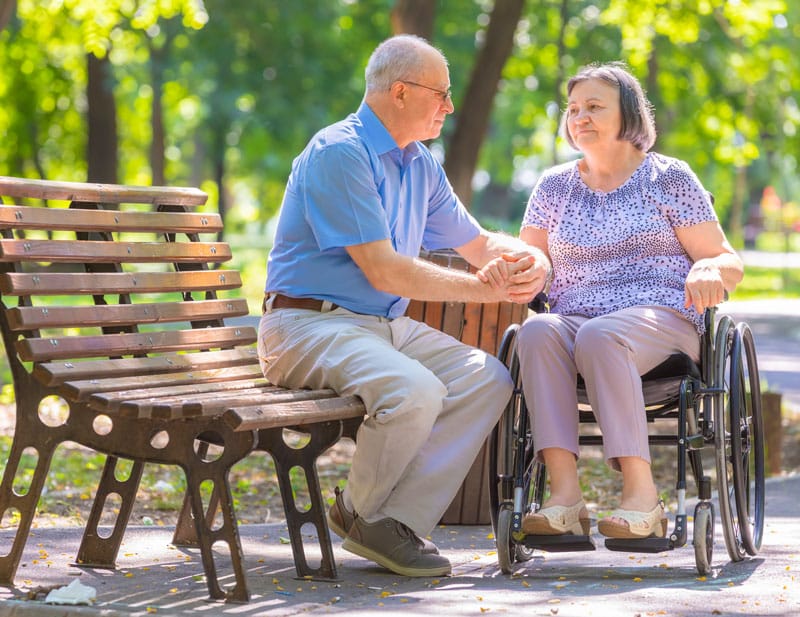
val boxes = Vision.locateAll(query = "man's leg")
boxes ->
[371,316,513,535]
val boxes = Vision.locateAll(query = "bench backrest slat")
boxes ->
[0,270,242,295]
[6,298,249,330]
[0,205,222,233]
[17,325,257,362]
[0,176,207,206]
[0,239,231,263]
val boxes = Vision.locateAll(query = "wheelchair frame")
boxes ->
[488,305,766,575]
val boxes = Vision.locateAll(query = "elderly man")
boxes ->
[259,34,550,577]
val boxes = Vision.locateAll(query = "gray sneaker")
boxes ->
[342,516,451,577]
[327,488,439,553]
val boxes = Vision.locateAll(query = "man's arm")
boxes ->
[457,230,551,301]
[345,238,535,304]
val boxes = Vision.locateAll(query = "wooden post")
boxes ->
[761,391,783,476]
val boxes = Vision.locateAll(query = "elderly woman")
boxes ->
[514,62,743,539]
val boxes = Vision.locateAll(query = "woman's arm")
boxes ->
[675,221,744,313]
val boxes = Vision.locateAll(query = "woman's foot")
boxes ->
[597,500,667,539]
[522,500,590,536]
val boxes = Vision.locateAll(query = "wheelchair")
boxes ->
[488,296,765,575]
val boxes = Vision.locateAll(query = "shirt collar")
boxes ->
[356,101,422,160]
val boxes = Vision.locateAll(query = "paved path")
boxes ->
[1,475,798,617]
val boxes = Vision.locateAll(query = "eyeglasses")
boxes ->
[400,80,452,103]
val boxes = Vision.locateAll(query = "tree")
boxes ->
[443,0,525,206]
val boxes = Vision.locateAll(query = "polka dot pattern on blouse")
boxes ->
[522,152,718,332]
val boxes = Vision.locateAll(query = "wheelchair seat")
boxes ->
[577,352,702,411]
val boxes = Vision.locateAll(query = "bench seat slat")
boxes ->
[6,298,249,330]
[0,176,207,206]
[118,387,339,419]
[17,325,257,362]
[57,360,263,400]
[89,376,273,412]
[0,239,231,263]
[35,347,260,387]
[0,270,241,295]
[127,387,339,419]
[223,396,366,431]
[0,205,222,233]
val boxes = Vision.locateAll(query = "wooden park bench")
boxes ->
[0,176,366,602]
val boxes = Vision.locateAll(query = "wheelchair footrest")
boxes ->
[605,537,674,553]
[522,534,596,552]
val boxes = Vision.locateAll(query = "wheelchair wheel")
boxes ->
[729,322,765,556]
[489,324,538,571]
[693,501,714,575]
[496,503,515,573]
[712,315,745,562]
[489,324,521,536]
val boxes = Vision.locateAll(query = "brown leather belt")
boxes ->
[263,293,338,313]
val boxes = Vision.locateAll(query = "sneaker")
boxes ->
[342,516,451,577]
[327,488,439,553]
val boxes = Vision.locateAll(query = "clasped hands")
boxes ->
[476,252,549,304]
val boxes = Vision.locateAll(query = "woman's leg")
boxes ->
[574,307,699,516]
[516,313,588,507]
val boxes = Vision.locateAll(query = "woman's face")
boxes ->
[566,78,622,151]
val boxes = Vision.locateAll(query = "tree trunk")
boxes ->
[0,0,15,32]
[87,53,118,184]
[552,0,569,165]
[391,0,435,40]
[212,127,227,241]
[443,0,525,207]
[149,39,166,186]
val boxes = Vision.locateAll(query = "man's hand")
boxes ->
[476,253,547,304]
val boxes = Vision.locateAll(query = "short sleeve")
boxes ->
[654,158,718,228]
[302,140,390,250]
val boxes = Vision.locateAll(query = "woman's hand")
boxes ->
[684,259,726,314]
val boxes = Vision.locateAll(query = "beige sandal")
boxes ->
[522,500,590,536]
[598,500,667,539]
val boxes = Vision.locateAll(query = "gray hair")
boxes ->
[365,34,448,93]
[560,61,657,152]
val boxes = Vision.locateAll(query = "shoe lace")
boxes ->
[396,522,425,549]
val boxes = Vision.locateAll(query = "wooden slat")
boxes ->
[0,176,207,207]
[0,269,241,295]
[89,376,273,412]
[6,298,249,330]
[0,239,231,263]
[17,325,257,362]
[121,387,341,420]
[224,395,366,431]
[55,358,263,399]
[0,205,222,233]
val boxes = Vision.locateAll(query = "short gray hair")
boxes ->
[560,61,657,152]
[365,34,448,93]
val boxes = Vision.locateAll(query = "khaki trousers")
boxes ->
[258,304,512,535]
[515,306,700,470]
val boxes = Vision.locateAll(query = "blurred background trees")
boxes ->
[1,0,797,246]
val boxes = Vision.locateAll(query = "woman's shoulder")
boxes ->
[645,151,697,181]
[535,159,580,190]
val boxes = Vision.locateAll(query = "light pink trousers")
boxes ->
[258,302,512,536]
[515,306,700,470]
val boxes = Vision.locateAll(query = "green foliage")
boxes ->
[0,0,797,238]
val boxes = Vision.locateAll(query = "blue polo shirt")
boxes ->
[265,102,481,318]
